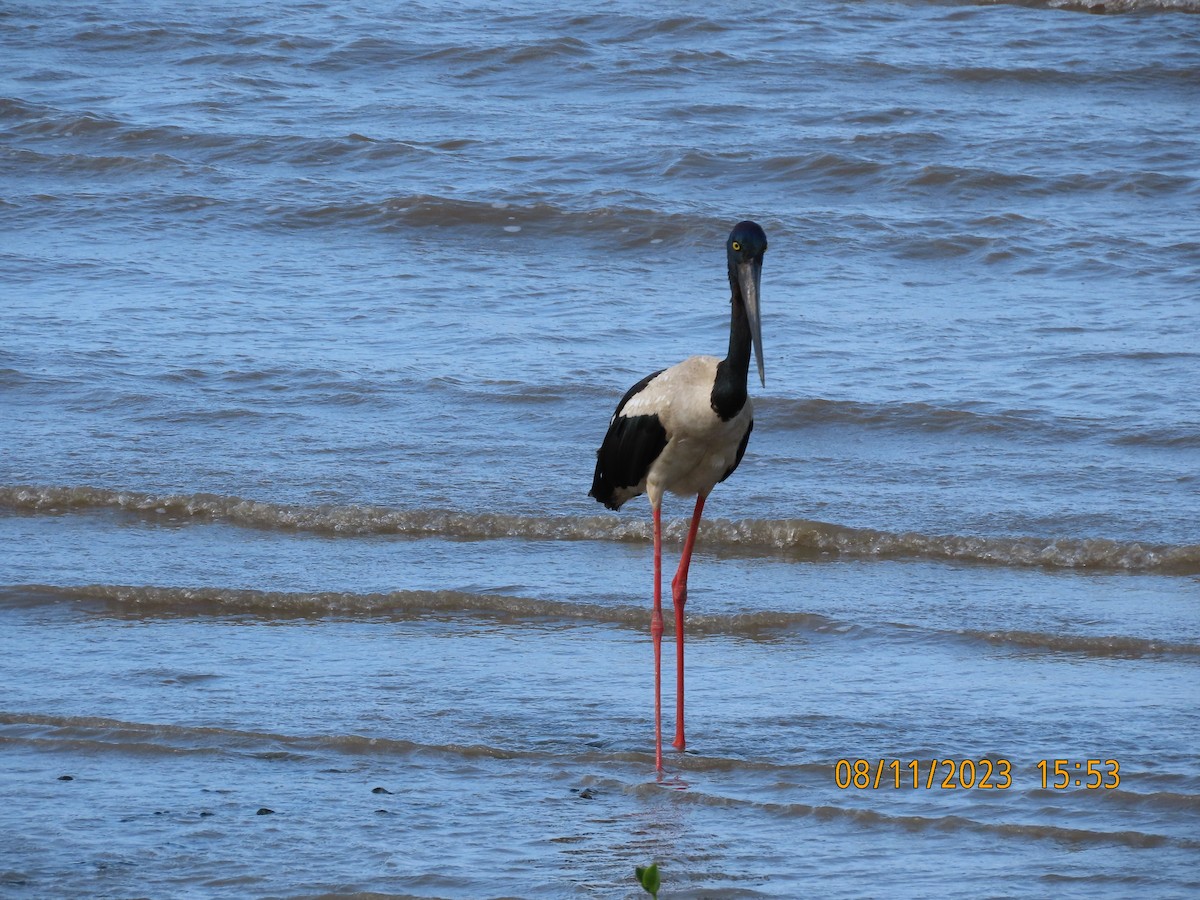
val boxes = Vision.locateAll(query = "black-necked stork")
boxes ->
[589,220,767,770]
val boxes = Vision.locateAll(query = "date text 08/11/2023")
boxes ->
[834,759,1122,791]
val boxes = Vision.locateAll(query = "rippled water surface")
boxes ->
[2,0,1199,897]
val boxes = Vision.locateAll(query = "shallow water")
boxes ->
[2,0,1199,897]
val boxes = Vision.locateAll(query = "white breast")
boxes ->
[620,356,753,505]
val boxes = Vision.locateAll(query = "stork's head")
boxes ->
[727,220,768,265]
[726,220,767,387]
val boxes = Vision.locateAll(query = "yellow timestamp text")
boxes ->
[835,758,1013,790]
[833,758,1121,790]
[1036,758,1120,790]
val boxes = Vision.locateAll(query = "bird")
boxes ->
[589,220,767,770]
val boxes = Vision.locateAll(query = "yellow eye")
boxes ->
[731,241,741,251]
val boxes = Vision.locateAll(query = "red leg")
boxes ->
[651,503,664,770]
[671,493,706,751]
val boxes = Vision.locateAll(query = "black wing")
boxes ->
[589,370,667,511]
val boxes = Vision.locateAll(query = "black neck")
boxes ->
[710,275,751,421]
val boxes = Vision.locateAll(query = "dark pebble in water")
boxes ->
[57,775,74,781]
[371,786,392,794]
[256,808,275,816]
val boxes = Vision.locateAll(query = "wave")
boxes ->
[3,484,1198,574]
[8,94,1196,245]
[6,713,1197,850]
[7,487,1200,578]
[268,193,723,249]
[1,99,439,169]
[985,0,1200,11]
[2,583,843,636]
[0,712,526,764]
[611,775,1199,850]
[765,394,1198,452]
[5,145,192,177]
[1,158,711,248]
[6,99,1197,250]
[313,34,597,77]
[763,397,1081,442]
[956,628,1200,658]
[6,584,1198,660]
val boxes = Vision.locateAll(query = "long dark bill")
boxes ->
[737,258,765,387]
